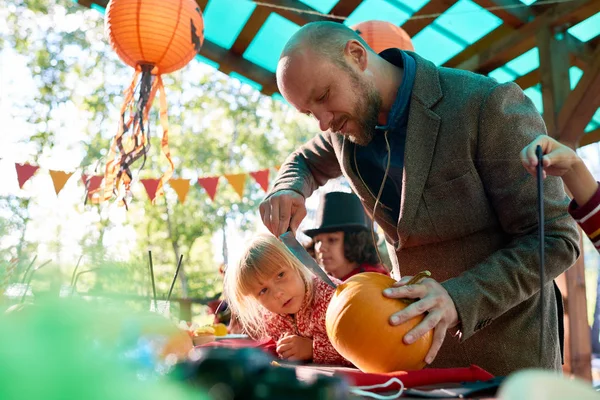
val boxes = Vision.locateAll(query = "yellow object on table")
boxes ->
[212,323,228,336]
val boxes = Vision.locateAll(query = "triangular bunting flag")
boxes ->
[81,175,104,199]
[49,170,73,195]
[198,176,220,202]
[169,178,191,204]
[15,163,39,189]
[250,169,270,192]
[274,165,281,171]
[141,179,161,203]
[224,173,246,200]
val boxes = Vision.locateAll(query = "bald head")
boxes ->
[275,22,384,144]
[280,21,372,67]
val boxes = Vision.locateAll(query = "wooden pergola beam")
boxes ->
[254,0,344,26]
[444,25,514,69]
[558,46,600,145]
[330,0,363,20]
[471,0,532,28]
[453,0,600,73]
[567,35,600,70]
[400,0,458,37]
[200,41,278,95]
[580,128,600,147]
[514,68,540,90]
[537,24,571,137]
[229,7,271,59]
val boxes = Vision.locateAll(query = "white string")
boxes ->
[349,377,405,399]
[251,0,580,22]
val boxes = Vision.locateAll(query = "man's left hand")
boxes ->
[383,276,459,365]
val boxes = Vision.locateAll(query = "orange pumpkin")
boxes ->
[325,272,433,373]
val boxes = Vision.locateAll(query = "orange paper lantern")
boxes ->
[352,20,414,54]
[105,0,204,75]
[93,0,204,206]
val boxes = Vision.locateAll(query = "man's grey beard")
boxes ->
[347,87,381,147]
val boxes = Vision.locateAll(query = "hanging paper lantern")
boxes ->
[93,0,205,206]
[326,272,433,373]
[352,20,414,54]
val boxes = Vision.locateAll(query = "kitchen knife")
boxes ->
[280,231,337,289]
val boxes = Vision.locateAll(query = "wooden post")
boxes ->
[536,23,592,381]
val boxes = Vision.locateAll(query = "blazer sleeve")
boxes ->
[441,82,581,341]
[267,131,343,199]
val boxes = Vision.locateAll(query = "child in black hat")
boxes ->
[304,191,389,281]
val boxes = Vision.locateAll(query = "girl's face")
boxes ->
[313,231,357,279]
[250,265,306,315]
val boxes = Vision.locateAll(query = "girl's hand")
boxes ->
[521,135,598,206]
[276,334,313,361]
[520,135,580,178]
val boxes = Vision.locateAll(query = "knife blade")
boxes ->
[280,231,337,289]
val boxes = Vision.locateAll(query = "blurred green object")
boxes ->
[0,298,207,400]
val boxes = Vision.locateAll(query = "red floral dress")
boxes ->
[262,275,353,366]
[340,263,389,282]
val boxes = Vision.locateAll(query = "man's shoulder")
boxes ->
[437,65,500,95]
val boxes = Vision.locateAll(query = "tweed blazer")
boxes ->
[268,51,581,377]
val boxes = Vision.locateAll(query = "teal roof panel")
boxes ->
[503,47,539,76]
[523,84,543,114]
[229,72,262,91]
[434,0,503,45]
[243,14,301,73]
[569,66,584,90]
[567,11,600,42]
[488,68,518,84]
[203,0,256,50]
[411,27,465,65]
[397,0,431,12]
[298,0,338,14]
[344,0,412,27]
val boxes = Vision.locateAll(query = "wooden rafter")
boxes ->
[557,45,600,145]
[514,68,539,90]
[471,0,531,28]
[452,0,600,73]
[330,0,363,20]
[567,35,600,70]
[200,41,278,95]
[229,7,271,60]
[580,128,600,147]
[400,0,458,37]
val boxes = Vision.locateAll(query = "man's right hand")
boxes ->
[259,190,307,237]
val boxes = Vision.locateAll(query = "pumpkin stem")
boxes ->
[399,271,432,305]
[406,270,431,286]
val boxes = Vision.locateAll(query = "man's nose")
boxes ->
[315,111,333,132]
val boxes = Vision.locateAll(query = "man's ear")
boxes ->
[344,40,368,71]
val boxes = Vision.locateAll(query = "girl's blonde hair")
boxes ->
[223,233,314,339]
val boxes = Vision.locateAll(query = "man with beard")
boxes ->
[259,21,580,376]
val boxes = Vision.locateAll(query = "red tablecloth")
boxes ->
[199,338,494,392]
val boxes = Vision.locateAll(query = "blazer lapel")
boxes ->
[396,52,443,249]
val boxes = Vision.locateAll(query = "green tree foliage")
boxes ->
[0,0,316,307]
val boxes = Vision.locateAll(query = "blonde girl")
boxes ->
[224,233,351,366]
